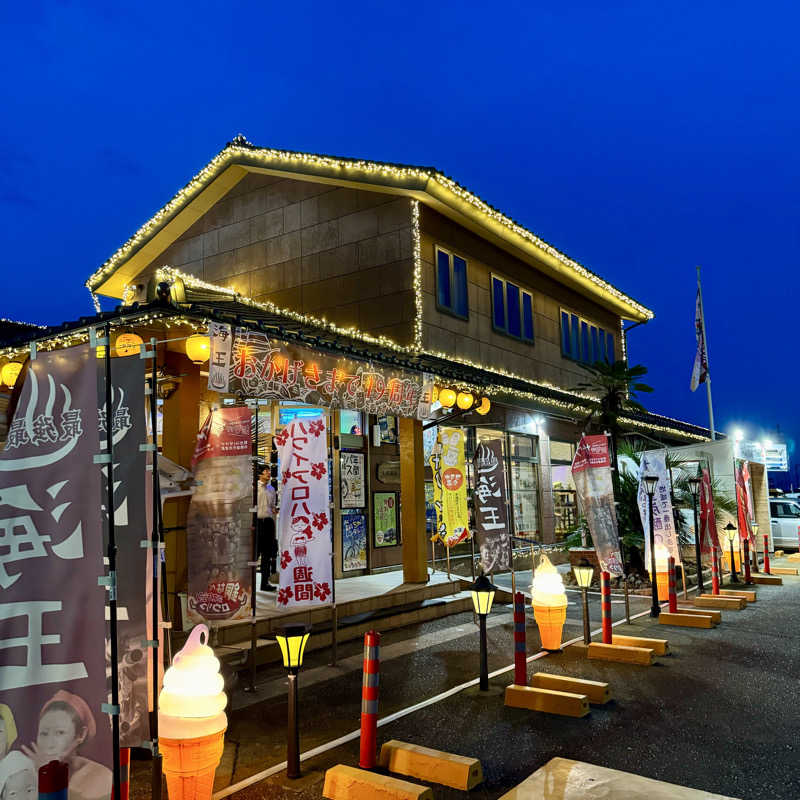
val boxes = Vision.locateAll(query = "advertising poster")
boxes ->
[187,406,253,623]
[437,428,470,547]
[373,492,399,547]
[340,451,365,508]
[571,435,624,575]
[276,415,333,607]
[342,513,367,571]
[473,440,510,572]
[0,345,113,798]
[699,467,719,554]
[637,449,682,566]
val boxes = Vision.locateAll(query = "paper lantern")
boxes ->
[475,397,491,415]
[438,388,456,408]
[456,391,474,410]
[185,334,211,364]
[1,362,22,388]
[115,332,144,357]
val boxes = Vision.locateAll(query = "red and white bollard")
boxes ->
[513,591,527,686]
[359,631,380,769]
[743,538,752,584]
[711,547,720,595]
[601,571,612,644]
[764,534,771,574]
[667,557,678,613]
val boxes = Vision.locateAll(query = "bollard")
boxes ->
[39,761,68,800]
[601,572,612,644]
[110,749,130,800]
[513,591,527,685]
[743,538,752,584]
[711,547,720,595]
[764,534,771,575]
[668,558,678,613]
[359,630,380,769]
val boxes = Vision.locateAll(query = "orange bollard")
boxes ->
[763,534,771,575]
[359,631,380,769]
[601,572,612,644]
[668,557,678,613]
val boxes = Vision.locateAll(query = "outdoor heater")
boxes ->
[642,474,661,617]
[470,573,497,691]
[724,523,738,583]
[687,476,704,594]
[572,559,594,645]
[275,624,311,779]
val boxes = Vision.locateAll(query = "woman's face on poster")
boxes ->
[36,709,83,761]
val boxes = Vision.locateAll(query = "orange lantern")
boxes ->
[456,391,474,410]
[438,388,456,408]
[475,397,491,415]
[115,332,144,357]
[1,361,22,388]
[185,334,211,364]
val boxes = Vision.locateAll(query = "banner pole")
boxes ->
[246,401,258,693]
[329,413,338,667]
[696,266,716,440]
[103,323,122,800]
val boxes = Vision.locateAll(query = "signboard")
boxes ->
[431,428,469,547]
[342,513,367,571]
[373,492,399,547]
[637,449,682,566]
[340,451,365,508]
[764,443,789,472]
[472,439,510,572]
[208,324,429,419]
[734,439,766,464]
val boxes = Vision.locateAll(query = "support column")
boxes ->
[399,416,428,584]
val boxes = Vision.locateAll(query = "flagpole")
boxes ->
[696,266,716,440]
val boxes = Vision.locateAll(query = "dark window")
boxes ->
[561,311,571,355]
[560,310,619,365]
[507,283,521,337]
[435,247,468,319]
[491,275,534,342]
[581,321,590,363]
[597,329,605,362]
[570,314,579,358]
[522,293,534,340]
[591,326,599,362]
[452,255,468,318]
[492,277,505,329]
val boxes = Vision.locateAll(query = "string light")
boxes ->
[411,199,424,350]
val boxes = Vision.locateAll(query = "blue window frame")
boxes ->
[491,274,534,343]
[560,310,617,365]
[435,246,468,319]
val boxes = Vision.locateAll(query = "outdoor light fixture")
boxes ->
[275,624,311,779]
[185,333,211,364]
[687,476,704,594]
[115,332,144,357]
[733,429,744,442]
[724,523,738,583]
[573,559,594,645]
[642,474,659,496]
[470,572,497,691]
[438,388,456,408]
[475,397,491,415]
[1,361,22,388]
[642,474,661,617]
[456,391,474,410]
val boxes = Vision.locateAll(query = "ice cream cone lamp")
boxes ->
[642,474,661,617]
[275,625,311,779]
[532,555,568,652]
[158,625,227,800]
[573,559,593,645]
[470,573,497,691]
[725,523,738,582]
[687,476,704,594]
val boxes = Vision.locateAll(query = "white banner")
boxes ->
[637,450,681,566]
[690,287,708,392]
[276,415,333,607]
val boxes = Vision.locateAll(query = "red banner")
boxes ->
[735,460,754,544]
[699,467,718,554]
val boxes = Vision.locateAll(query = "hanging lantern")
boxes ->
[115,332,144,357]
[438,388,456,408]
[456,391,474,410]
[1,362,22,388]
[185,334,211,364]
[475,397,491,415]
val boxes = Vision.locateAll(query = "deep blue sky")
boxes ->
[2,2,798,481]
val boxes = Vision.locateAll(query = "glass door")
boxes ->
[508,433,540,539]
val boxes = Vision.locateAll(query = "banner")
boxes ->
[340,452,365,508]
[571,436,624,575]
[0,345,112,797]
[735,460,754,544]
[472,440,510,571]
[690,287,708,391]
[187,406,253,623]
[433,428,469,547]
[699,467,718,554]
[208,324,429,419]
[637,449,681,566]
[276,415,333,607]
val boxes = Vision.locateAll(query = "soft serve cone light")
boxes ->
[531,555,568,651]
[159,625,227,800]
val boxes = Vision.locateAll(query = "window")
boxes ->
[436,246,468,318]
[560,310,616,364]
[492,275,534,342]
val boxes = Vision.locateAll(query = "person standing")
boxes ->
[257,466,278,591]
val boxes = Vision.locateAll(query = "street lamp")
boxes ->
[724,523,738,584]
[470,573,497,691]
[687,476,704,594]
[642,474,660,617]
[573,559,594,645]
[275,624,310,779]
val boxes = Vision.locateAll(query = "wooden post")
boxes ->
[399,417,428,584]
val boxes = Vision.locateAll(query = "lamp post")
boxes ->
[470,572,497,691]
[687,476,703,594]
[275,624,311,779]
[573,559,594,645]
[643,474,660,617]
[724,523,738,584]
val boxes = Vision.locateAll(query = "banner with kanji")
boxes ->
[187,406,253,623]
[0,345,112,797]
[208,323,429,419]
[571,435,624,575]
[472,439,510,572]
[430,428,469,547]
[735,460,755,544]
[276,415,333,607]
[699,467,718,554]
[637,449,681,566]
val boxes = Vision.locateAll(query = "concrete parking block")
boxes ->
[323,764,433,800]
[377,740,483,790]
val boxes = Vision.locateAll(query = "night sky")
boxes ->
[2,2,797,481]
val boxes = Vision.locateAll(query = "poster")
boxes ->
[373,492,399,547]
[276,415,333,607]
[187,406,253,623]
[342,513,367,571]
[699,467,718,554]
[473,439,510,572]
[571,435,624,575]
[209,325,429,419]
[637,449,681,566]
[432,428,469,547]
[340,452,365,508]
[0,345,113,798]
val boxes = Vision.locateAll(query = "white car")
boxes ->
[770,498,800,550]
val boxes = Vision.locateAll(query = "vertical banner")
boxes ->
[428,435,443,543]
[699,467,718,554]
[276,415,333,607]
[637,449,681,566]
[571,436,624,575]
[437,428,469,547]
[473,440,510,572]
[187,406,253,623]
[0,345,112,797]
[735,460,755,544]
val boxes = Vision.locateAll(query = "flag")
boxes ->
[690,288,708,391]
